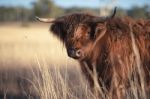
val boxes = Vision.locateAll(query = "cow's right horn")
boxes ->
[35,16,63,23]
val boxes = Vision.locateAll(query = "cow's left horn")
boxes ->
[92,7,117,23]
[109,7,117,19]
[104,7,117,20]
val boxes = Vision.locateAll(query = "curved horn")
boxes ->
[92,7,117,23]
[35,16,56,23]
[110,7,117,18]
[35,16,64,23]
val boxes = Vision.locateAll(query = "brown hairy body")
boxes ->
[36,12,150,98]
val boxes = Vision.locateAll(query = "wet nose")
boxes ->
[76,50,81,57]
[67,47,81,59]
[67,47,76,57]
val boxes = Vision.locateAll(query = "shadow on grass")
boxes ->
[0,62,90,99]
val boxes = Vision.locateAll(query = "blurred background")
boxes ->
[0,0,149,67]
[0,0,149,98]
[0,0,150,23]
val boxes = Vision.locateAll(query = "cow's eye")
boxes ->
[97,29,101,33]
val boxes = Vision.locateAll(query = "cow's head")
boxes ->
[36,8,116,61]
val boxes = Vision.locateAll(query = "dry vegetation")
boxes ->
[0,23,74,66]
[0,23,149,99]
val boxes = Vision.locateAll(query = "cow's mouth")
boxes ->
[69,55,80,59]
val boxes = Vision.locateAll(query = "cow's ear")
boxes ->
[50,22,66,42]
[94,22,107,40]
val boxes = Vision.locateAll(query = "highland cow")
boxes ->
[36,9,150,98]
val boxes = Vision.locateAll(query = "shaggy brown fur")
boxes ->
[79,17,150,98]
[37,13,150,98]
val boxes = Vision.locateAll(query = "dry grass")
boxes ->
[0,22,78,67]
[0,23,92,99]
[0,23,149,99]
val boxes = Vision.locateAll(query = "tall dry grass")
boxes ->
[0,23,149,99]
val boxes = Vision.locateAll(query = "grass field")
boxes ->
[0,23,89,99]
[0,22,149,99]
[0,22,78,67]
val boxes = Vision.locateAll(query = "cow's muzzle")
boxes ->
[67,47,82,59]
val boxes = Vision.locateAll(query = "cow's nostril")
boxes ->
[76,50,81,57]
[67,47,82,59]
[68,48,75,55]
